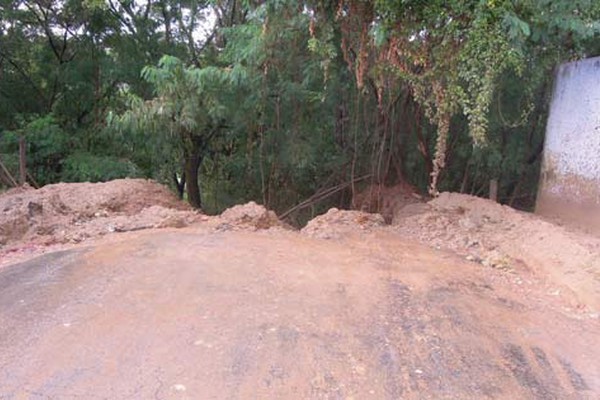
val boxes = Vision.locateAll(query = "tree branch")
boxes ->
[0,50,47,103]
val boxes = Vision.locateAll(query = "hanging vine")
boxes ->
[328,0,528,195]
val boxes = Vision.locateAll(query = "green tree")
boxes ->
[2,0,599,217]
[322,0,600,198]
[112,55,227,208]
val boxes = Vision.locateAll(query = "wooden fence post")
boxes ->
[19,136,26,186]
[489,179,498,202]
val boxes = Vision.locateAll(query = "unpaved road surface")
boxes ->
[1,228,599,399]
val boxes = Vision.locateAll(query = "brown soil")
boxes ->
[1,180,599,398]
[214,201,293,232]
[301,208,386,239]
[1,228,598,399]
[0,179,204,264]
[352,182,423,223]
[390,192,600,314]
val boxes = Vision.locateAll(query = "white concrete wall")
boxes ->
[536,56,600,233]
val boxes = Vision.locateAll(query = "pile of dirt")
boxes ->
[215,202,291,231]
[391,192,600,312]
[352,182,424,222]
[2,178,599,314]
[0,179,201,249]
[302,208,385,239]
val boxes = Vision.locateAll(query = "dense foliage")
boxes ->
[1,0,599,221]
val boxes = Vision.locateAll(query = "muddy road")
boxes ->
[0,228,598,399]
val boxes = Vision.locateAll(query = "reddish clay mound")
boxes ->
[302,208,385,239]
[216,202,292,231]
[0,179,201,250]
[392,192,600,313]
[352,183,424,222]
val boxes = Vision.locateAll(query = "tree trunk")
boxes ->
[184,151,202,209]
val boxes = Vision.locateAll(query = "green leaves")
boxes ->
[504,13,531,40]
[0,115,70,185]
[61,153,141,183]
[2,0,598,209]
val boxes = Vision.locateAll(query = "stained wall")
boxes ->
[536,57,600,234]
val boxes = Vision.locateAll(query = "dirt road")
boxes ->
[0,227,598,399]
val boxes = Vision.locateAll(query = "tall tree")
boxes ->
[112,55,227,208]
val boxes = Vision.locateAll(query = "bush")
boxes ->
[61,153,141,183]
[0,115,70,185]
